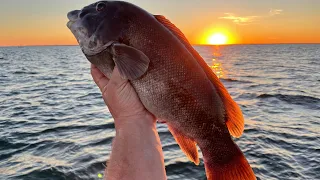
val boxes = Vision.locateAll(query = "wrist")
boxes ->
[114,112,156,132]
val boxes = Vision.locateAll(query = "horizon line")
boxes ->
[0,42,320,47]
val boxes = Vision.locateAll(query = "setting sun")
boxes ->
[208,33,227,45]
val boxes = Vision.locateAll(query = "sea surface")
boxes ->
[0,44,319,180]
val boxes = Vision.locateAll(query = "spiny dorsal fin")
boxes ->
[167,125,199,165]
[154,15,244,137]
[154,15,192,48]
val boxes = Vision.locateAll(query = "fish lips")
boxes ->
[66,7,120,56]
[67,10,80,22]
[67,11,102,55]
[66,11,89,42]
[67,19,115,56]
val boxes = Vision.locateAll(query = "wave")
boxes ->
[220,78,252,83]
[77,93,102,100]
[165,161,205,179]
[258,94,320,108]
[16,167,79,180]
[9,123,115,138]
[0,139,29,152]
[13,71,38,75]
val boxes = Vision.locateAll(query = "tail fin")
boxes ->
[200,137,256,180]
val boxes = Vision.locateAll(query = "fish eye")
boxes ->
[96,2,106,12]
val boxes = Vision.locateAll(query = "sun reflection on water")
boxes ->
[210,59,224,78]
[208,46,226,78]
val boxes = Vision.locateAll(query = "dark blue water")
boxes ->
[0,45,319,180]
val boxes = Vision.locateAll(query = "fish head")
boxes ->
[67,1,150,56]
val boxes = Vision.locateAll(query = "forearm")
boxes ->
[105,115,167,180]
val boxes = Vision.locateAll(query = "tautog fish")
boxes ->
[67,1,256,179]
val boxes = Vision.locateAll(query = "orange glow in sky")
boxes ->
[0,0,319,46]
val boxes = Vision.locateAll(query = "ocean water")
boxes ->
[0,44,319,180]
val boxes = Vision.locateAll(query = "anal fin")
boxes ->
[167,125,199,165]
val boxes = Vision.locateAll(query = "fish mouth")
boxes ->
[67,10,88,44]
[67,10,113,56]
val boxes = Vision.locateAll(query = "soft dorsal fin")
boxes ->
[154,15,245,138]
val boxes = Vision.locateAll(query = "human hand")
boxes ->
[90,64,155,128]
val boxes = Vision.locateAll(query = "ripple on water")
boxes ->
[258,93,320,109]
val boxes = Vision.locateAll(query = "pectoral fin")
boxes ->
[111,43,150,80]
[167,125,199,165]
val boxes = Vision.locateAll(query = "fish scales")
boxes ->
[67,1,256,179]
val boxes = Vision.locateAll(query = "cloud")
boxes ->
[220,9,284,25]
[269,9,283,16]
[219,13,259,25]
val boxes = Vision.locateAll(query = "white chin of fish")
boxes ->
[67,20,112,56]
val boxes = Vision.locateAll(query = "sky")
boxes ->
[0,0,319,46]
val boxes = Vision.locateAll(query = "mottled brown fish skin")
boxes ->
[125,12,254,180]
[71,1,256,179]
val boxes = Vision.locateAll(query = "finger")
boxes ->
[91,64,110,92]
[108,66,128,89]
